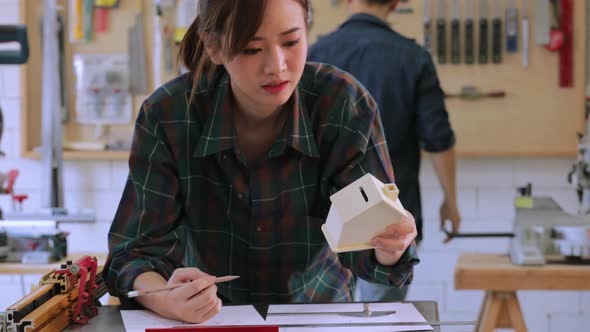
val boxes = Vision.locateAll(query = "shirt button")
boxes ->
[256,227,262,232]
[237,193,244,199]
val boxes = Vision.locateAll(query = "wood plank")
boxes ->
[495,296,512,329]
[0,253,106,274]
[477,292,502,332]
[455,254,590,290]
[22,150,129,160]
[506,293,528,332]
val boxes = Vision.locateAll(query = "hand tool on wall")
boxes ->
[69,0,84,42]
[534,0,551,45]
[423,0,433,53]
[464,0,475,64]
[492,0,503,63]
[450,0,461,64]
[544,0,564,52]
[558,0,573,88]
[445,85,506,100]
[522,0,530,68]
[41,0,65,210]
[436,0,447,64]
[478,0,489,64]
[506,0,519,53]
[128,9,148,95]
[57,15,69,123]
[93,0,119,33]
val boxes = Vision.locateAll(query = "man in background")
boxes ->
[309,0,461,301]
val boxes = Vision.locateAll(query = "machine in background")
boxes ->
[446,110,590,266]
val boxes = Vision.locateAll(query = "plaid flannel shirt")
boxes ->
[105,62,419,306]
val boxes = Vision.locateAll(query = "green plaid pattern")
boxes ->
[105,62,419,306]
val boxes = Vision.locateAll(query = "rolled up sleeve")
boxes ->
[414,51,456,153]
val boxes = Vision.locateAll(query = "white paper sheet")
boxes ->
[120,302,433,332]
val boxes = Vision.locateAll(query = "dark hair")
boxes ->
[178,0,311,101]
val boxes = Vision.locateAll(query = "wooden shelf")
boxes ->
[22,150,129,161]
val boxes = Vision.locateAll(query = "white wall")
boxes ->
[1,1,589,330]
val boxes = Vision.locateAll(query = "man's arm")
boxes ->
[430,147,461,240]
[320,81,419,289]
[413,48,460,241]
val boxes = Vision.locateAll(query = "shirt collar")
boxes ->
[279,85,319,158]
[192,73,235,158]
[339,13,392,32]
[193,72,319,159]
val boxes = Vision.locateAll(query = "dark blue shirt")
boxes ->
[309,13,455,240]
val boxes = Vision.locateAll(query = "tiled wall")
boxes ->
[1,1,589,330]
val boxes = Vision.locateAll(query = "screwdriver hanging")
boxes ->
[522,0,529,68]
[492,0,503,63]
[478,0,489,64]
[424,0,433,53]
[450,0,461,64]
[464,0,475,64]
[436,0,447,64]
[506,0,519,53]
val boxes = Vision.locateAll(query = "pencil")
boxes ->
[126,275,240,298]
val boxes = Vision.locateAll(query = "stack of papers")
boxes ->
[121,302,432,332]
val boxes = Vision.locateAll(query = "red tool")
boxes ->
[544,0,564,52]
[55,256,100,323]
[558,0,573,88]
[147,327,278,332]
[95,8,109,32]
[2,169,29,210]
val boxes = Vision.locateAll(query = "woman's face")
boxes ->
[212,0,308,121]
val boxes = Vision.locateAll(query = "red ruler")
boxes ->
[146,326,279,332]
[559,0,573,87]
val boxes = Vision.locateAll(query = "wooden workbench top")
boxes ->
[455,253,590,291]
[0,252,107,274]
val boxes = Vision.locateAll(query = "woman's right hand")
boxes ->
[134,268,222,323]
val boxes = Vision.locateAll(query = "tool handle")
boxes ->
[487,91,506,98]
[451,19,460,64]
[0,25,29,64]
[436,19,446,64]
[492,18,502,63]
[505,7,519,53]
[478,19,488,64]
[465,19,474,64]
[522,16,529,68]
[424,20,433,53]
[445,231,514,238]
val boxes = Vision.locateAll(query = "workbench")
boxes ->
[455,253,590,332]
[63,301,442,332]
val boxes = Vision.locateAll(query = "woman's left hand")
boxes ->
[372,212,417,266]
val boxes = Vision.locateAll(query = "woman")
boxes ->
[105,0,418,324]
